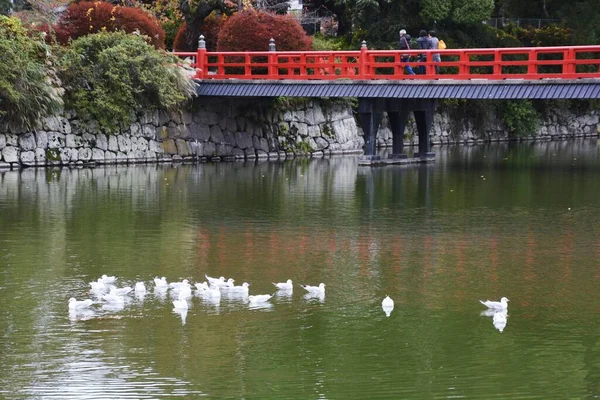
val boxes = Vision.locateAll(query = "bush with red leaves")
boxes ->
[173,13,224,51]
[217,10,311,52]
[54,1,165,49]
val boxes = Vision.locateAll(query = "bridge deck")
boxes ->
[194,79,600,99]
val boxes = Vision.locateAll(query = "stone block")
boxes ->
[182,110,193,125]
[162,139,178,155]
[210,125,224,143]
[2,146,18,163]
[82,133,96,147]
[78,148,92,161]
[166,125,179,139]
[215,143,232,156]
[0,162,11,169]
[0,134,5,150]
[306,105,326,125]
[149,140,163,154]
[178,124,190,139]
[66,134,82,148]
[59,148,71,162]
[291,122,308,137]
[43,116,71,134]
[142,124,156,140]
[234,132,253,149]
[104,151,116,163]
[202,141,216,157]
[226,118,237,133]
[223,130,235,145]
[130,122,142,137]
[136,137,149,151]
[6,134,18,146]
[35,131,48,149]
[231,148,245,159]
[20,151,35,165]
[96,133,108,150]
[157,110,170,126]
[35,148,46,162]
[189,123,211,141]
[18,132,36,151]
[108,135,119,152]
[176,138,190,156]
[252,136,269,152]
[116,152,128,163]
[308,125,321,138]
[92,148,105,161]
[118,136,131,153]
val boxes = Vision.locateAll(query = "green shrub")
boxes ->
[503,100,539,137]
[58,32,196,132]
[0,16,63,129]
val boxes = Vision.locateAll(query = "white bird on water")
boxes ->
[134,282,146,293]
[89,279,107,292]
[479,297,509,311]
[154,277,168,288]
[222,282,250,295]
[172,294,189,310]
[68,298,93,310]
[205,275,225,286]
[169,279,191,290]
[99,275,116,285]
[109,286,132,296]
[301,283,325,295]
[273,279,293,292]
[381,295,394,317]
[248,294,273,304]
[195,281,209,292]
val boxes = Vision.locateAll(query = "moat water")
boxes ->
[1,139,599,398]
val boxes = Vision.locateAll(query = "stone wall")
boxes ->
[0,98,364,169]
[1,97,598,169]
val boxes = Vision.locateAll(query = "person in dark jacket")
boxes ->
[398,29,415,75]
[416,29,433,74]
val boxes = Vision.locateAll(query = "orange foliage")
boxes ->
[217,10,311,52]
[173,13,224,51]
[54,1,165,48]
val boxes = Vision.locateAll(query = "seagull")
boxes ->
[301,283,325,295]
[205,275,225,286]
[109,286,132,296]
[99,274,116,285]
[102,293,125,305]
[222,282,250,295]
[172,295,189,310]
[177,285,192,299]
[134,282,146,293]
[479,297,509,311]
[273,279,293,291]
[169,279,191,290]
[382,295,394,317]
[248,294,273,304]
[195,282,209,292]
[154,277,168,288]
[89,279,107,292]
[68,298,93,310]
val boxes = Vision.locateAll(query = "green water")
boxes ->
[1,140,599,399]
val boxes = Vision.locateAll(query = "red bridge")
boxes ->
[174,39,600,165]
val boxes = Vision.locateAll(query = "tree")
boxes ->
[421,0,494,25]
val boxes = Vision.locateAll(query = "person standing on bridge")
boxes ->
[428,30,441,74]
[417,29,434,75]
[398,29,415,76]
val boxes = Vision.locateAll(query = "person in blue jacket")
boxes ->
[398,29,415,75]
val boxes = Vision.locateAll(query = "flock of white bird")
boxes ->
[69,275,509,332]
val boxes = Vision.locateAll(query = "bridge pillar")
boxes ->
[386,101,409,160]
[358,98,385,161]
[413,102,436,160]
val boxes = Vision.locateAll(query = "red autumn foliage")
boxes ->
[217,10,312,52]
[54,1,165,48]
[173,13,224,51]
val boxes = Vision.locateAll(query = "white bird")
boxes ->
[479,297,509,311]
[222,282,250,295]
[99,274,116,285]
[203,285,221,299]
[248,294,273,304]
[109,286,132,296]
[195,282,209,292]
[493,311,508,333]
[68,298,93,310]
[381,295,394,317]
[102,293,125,305]
[205,275,225,286]
[134,282,146,293]
[169,279,191,290]
[153,277,168,288]
[177,285,192,299]
[273,279,293,291]
[172,296,189,310]
[89,279,107,292]
[301,283,325,295]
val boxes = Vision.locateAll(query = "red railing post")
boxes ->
[195,35,207,79]
[359,40,368,79]
[527,49,537,78]
[564,48,575,76]
[268,38,277,79]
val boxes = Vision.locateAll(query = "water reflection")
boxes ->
[1,140,600,398]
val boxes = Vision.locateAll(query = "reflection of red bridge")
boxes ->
[174,39,600,165]
[175,42,600,81]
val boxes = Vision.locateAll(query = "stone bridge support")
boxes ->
[358,98,437,165]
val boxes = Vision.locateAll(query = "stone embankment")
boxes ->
[1,98,598,169]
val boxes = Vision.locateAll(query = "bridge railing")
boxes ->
[174,41,600,81]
